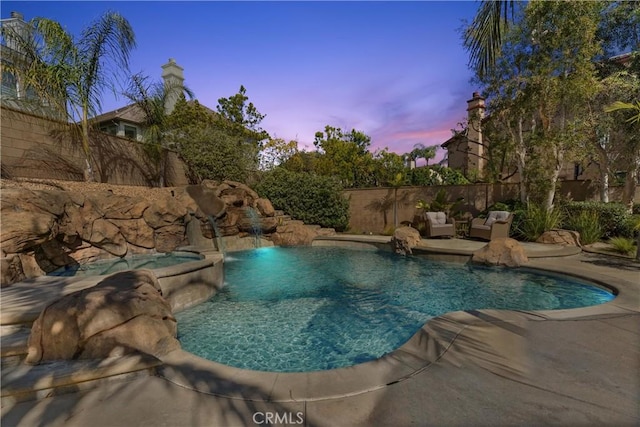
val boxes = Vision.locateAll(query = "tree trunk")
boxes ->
[81,106,95,182]
[543,148,563,211]
[600,171,609,203]
[622,159,639,211]
[393,187,398,228]
[516,117,527,204]
[594,134,610,203]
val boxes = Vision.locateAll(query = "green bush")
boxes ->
[516,204,563,241]
[254,168,350,231]
[564,211,602,245]
[608,237,636,256]
[561,202,632,238]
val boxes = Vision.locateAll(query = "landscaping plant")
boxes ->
[516,203,563,241]
[563,211,602,245]
[608,237,636,256]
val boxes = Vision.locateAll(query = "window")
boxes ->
[124,125,137,140]
[100,124,118,135]
[1,70,17,97]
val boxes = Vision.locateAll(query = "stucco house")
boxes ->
[92,58,187,142]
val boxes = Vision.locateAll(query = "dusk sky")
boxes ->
[3,1,481,158]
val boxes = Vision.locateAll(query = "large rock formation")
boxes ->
[25,269,179,364]
[391,226,422,255]
[1,180,336,286]
[471,238,529,267]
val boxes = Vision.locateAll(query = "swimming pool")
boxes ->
[176,246,614,372]
[48,252,204,277]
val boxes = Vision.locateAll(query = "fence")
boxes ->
[344,181,638,234]
[0,106,189,186]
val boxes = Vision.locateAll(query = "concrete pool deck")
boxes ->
[1,237,639,426]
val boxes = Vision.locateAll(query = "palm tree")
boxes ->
[1,11,136,181]
[123,73,193,187]
[464,0,515,78]
[409,143,437,167]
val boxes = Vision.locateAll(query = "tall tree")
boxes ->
[313,126,376,188]
[470,1,602,209]
[123,73,193,187]
[215,85,270,173]
[1,12,136,181]
[408,143,438,167]
[167,96,250,183]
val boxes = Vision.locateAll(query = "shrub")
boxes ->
[608,237,636,256]
[254,168,350,231]
[516,204,563,241]
[561,202,632,238]
[382,225,396,236]
[564,211,603,245]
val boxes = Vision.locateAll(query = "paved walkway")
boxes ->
[1,238,639,427]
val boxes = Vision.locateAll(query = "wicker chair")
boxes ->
[424,212,455,238]
[469,211,513,240]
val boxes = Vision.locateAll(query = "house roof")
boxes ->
[92,103,146,125]
[440,132,466,149]
[91,100,218,126]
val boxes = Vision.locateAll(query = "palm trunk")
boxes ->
[81,106,95,182]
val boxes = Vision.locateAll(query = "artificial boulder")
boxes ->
[185,185,226,219]
[536,229,581,247]
[472,238,528,267]
[391,226,422,255]
[255,198,275,217]
[271,221,318,246]
[25,269,179,364]
[0,211,57,255]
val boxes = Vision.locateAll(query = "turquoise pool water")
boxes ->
[176,247,614,372]
[48,252,203,277]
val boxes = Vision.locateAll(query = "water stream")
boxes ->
[246,207,262,248]
[207,215,226,256]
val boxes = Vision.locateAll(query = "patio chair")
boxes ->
[424,211,455,238]
[469,210,513,240]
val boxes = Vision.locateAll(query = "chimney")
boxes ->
[161,58,185,114]
[3,11,29,53]
[465,92,486,178]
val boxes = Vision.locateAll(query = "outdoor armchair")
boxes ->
[424,211,455,238]
[469,211,513,240]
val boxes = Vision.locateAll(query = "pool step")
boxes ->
[1,353,162,405]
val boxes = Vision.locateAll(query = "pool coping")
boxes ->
[156,237,640,402]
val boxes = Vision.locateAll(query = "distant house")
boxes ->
[92,58,188,142]
[0,11,62,119]
[441,92,488,180]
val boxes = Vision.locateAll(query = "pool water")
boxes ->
[176,247,614,372]
[48,252,203,277]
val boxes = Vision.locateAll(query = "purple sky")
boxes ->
[3,1,480,158]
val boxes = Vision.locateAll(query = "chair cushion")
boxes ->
[431,224,453,229]
[426,211,447,225]
[484,211,510,226]
[473,224,491,230]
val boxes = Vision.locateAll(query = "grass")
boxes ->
[608,237,636,256]
[564,211,602,245]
